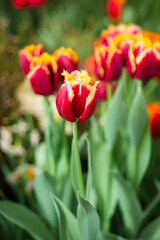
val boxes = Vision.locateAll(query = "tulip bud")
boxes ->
[28,53,58,95]
[53,47,79,81]
[106,0,126,22]
[147,102,160,137]
[56,70,99,122]
[126,37,160,80]
[19,44,44,75]
[94,45,122,81]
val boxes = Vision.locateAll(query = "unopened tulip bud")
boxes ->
[56,70,99,122]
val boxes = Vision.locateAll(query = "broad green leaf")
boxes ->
[51,194,80,240]
[105,73,126,149]
[139,217,160,239]
[0,201,53,240]
[77,196,100,240]
[98,232,126,240]
[91,141,111,206]
[86,138,92,202]
[34,172,58,237]
[127,85,151,188]
[79,131,88,152]
[113,172,142,236]
[127,85,148,147]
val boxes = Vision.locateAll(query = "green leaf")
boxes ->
[77,196,100,240]
[105,73,126,149]
[98,232,126,240]
[127,85,151,188]
[0,201,53,240]
[112,172,142,236]
[91,141,111,205]
[139,217,160,239]
[51,194,80,240]
[34,172,58,237]
[85,138,92,201]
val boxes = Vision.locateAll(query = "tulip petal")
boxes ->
[71,83,90,118]
[56,83,76,122]
[19,50,31,75]
[79,82,99,122]
[135,48,160,80]
[105,50,122,81]
[28,65,55,95]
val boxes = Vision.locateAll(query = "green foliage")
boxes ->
[0,201,53,240]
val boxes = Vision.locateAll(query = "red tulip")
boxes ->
[19,44,44,75]
[28,53,58,95]
[147,102,160,137]
[12,0,47,8]
[106,0,126,22]
[56,70,99,122]
[94,45,122,81]
[127,37,160,80]
[53,47,79,82]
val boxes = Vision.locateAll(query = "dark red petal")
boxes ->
[71,83,90,118]
[28,65,55,95]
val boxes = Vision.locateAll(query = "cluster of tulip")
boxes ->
[19,44,99,122]
[12,0,47,8]
[87,23,160,82]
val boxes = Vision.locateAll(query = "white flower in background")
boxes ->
[0,126,12,152]
[6,164,41,188]
[12,119,29,135]
[30,129,40,146]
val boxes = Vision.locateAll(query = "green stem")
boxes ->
[72,121,85,197]
[107,82,112,102]
[43,97,56,177]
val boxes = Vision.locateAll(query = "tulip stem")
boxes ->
[72,121,85,197]
[107,82,112,102]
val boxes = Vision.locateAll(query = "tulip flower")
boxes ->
[53,47,79,82]
[147,102,160,137]
[56,70,99,122]
[12,0,47,8]
[28,53,58,95]
[126,37,160,80]
[19,44,44,75]
[106,0,126,22]
[94,45,122,81]
[100,24,141,46]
